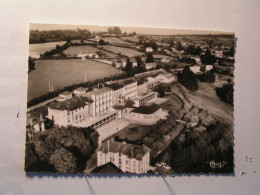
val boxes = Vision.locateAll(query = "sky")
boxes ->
[30,23,234,35]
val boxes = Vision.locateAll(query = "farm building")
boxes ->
[145,63,157,70]
[190,65,201,74]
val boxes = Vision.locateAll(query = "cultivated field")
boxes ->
[29,41,66,56]
[27,59,123,101]
[100,45,144,57]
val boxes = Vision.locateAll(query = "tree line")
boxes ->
[29,29,91,44]
[25,125,99,173]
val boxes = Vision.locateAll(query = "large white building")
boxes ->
[48,96,93,126]
[106,79,138,104]
[97,139,150,173]
[84,87,114,117]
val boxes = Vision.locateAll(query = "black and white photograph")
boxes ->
[25,23,235,174]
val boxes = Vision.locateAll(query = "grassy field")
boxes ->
[63,46,117,57]
[27,59,123,101]
[100,45,144,57]
[114,123,154,142]
[88,37,133,47]
[185,82,234,124]
[29,41,66,56]
[121,36,140,43]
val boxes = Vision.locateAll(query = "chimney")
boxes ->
[40,113,43,122]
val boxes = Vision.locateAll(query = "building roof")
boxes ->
[84,87,112,97]
[132,103,161,114]
[98,140,150,160]
[59,91,72,96]
[106,79,136,90]
[91,162,123,174]
[48,96,93,111]
[73,87,88,92]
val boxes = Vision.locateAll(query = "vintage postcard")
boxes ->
[25,23,234,174]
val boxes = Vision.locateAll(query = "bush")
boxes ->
[178,66,199,91]
[215,84,234,105]
[197,70,216,83]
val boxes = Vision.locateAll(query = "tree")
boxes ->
[176,41,183,51]
[146,52,154,63]
[28,57,35,72]
[99,39,106,45]
[197,69,216,83]
[124,58,133,75]
[215,84,234,105]
[178,66,199,91]
[49,148,77,173]
[150,41,158,51]
[200,48,216,65]
[107,26,121,35]
[135,56,145,72]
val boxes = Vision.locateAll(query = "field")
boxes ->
[88,37,133,47]
[185,82,233,124]
[121,36,140,43]
[29,41,66,56]
[63,45,117,57]
[100,45,144,57]
[27,59,123,101]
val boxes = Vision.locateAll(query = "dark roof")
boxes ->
[91,162,123,174]
[106,79,136,90]
[132,103,161,114]
[48,96,93,111]
[85,87,112,96]
[98,140,150,160]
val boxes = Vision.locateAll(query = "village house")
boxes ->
[161,57,172,63]
[146,47,153,53]
[190,65,201,74]
[155,73,176,84]
[97,139,150,174]
[27,113,45,133]
[215,51,224,58]
[205,65,214,71]
[145,63,156,70]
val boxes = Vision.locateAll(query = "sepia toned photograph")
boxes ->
[25,23,235,174]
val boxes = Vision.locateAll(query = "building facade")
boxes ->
[97,140,150,174]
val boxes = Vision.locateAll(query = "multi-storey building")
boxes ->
[48,96,93,126]
[84,87,114,117]
[106,79,137,104]
[97,139,150,174]
[133,91,157,107]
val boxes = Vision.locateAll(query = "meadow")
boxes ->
[88,37,133,47]
[29,41,66,56]
[100,45,144,57]
[27,59,123,101]
[63,45,117,57]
